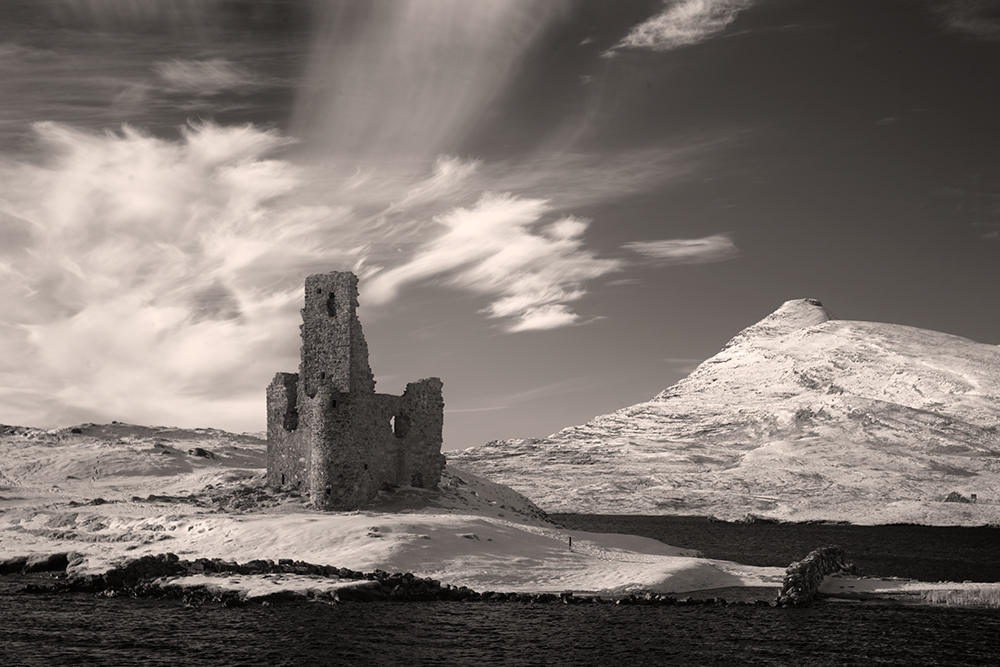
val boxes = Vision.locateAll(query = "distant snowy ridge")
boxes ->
[449,299,1000,525]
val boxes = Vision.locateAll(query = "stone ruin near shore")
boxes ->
[266,271,445,510]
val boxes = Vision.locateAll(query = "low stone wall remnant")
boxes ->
[775,545,856,607]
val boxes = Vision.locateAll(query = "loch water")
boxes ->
[552,515,1000,582]
[4,518,1000,666]
[3,590,1000,666]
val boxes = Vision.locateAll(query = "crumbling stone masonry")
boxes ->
[775,546,856,607]
[266,272,445,510]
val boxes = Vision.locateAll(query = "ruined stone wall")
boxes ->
[310,391,396,510]
[301,273,374,398]
[265,372,310,490]
[396,378,446,489]
[266,271,445,510]
[306,388,444,510]
[775,546,856,607]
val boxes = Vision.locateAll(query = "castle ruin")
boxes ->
[266,272,445,510]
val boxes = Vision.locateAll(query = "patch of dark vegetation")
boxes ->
[114,482,297,514]
[549,514,1000,583]
[205,485,286,513]
[130,494,205,505]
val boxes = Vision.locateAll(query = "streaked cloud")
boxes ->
[659,357,704,374]
[0,4,749,430]
[293,0,568,160]
[973,222,1000,240]
[155,58,259,95]
[364,193,624,332]
[0,118,732,429]
[623,234,740,264]
[938,0,1000,39]
[449,377,603,414]
[605,0,752,54]
[444,406,511,414]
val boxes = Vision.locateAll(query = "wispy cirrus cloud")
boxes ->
[0,119,731,429]
[604,0,752,55]
[937,0,1000,39]
[623,234,740,264]
[293,0,568,160]
[155,58,260,95]
[974,222,1000,240]
[364,193,624,332]
[0,2,751,434]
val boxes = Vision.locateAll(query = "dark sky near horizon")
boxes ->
[1,0,998,449]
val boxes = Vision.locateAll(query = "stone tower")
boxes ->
[266,272,445,510]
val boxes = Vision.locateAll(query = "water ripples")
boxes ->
[3,591,1000,666]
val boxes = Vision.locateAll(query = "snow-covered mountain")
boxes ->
[449,299,1000,524]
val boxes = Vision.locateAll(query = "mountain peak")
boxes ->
[450,300,1000,524]
[725,298,835,347]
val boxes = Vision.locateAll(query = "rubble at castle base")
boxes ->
[266,272,445,510]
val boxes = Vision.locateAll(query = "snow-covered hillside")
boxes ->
[450,299,1000,524]
[1,422,782,594]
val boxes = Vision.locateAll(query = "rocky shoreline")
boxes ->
[3,551,781,607]
[5,545,990,610]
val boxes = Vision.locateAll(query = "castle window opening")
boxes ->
[326,292,337,317]
[394,414,411,438]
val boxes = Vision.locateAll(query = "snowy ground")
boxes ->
[0,423,784,596]
[818,575,1000,607]
[4,422,997,604]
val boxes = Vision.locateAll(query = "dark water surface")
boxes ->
[2,589,1000,666]
[551,514,1000,582]
[3,517,1000,666]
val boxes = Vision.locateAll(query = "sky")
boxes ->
[1,0,999,449]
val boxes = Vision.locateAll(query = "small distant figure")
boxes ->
[568,536,573,551]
